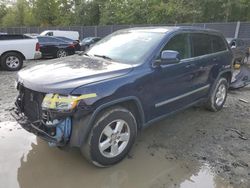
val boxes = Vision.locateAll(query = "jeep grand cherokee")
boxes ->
[12,27,233,167]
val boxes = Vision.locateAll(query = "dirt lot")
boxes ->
[0,60,250,188]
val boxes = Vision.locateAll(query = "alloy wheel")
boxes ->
[6,56,20,69]
[98,119,130,158]
[215,84,226,106]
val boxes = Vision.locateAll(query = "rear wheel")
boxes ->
[206,77,228,112]
[81,107,137,167]
[56,49,67,58]
[1,52,23,71]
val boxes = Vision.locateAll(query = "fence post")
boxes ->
[94,26,97,37]
[111,25,114,33]
[234,21,241,38]
[81,26,84,39]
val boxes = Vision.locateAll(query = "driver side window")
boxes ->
[161,33,191,60]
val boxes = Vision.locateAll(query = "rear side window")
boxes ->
[162,33,191,59]
[211,35,227,52]
[38,37,51,43]
[50,38,62,43]
[191,33,212,57]
[37,37,45,42]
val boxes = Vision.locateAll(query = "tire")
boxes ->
[206,77,229,112]
[81,107,137,167]
[1,52,23,71]
[56,49,67,58]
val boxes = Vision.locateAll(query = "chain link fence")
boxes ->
[1,22,250,43]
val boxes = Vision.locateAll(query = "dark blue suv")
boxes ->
[13,27,233,167]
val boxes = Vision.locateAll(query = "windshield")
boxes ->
[86,31,165,64]
[40,31,48,36]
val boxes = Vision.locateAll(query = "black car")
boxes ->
[227,38,249,63]
[55,36,81,51]
[37,36,75,58]
[13,27,233,167]
[80,37,101,51]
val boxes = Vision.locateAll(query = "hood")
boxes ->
[18,55,133,94]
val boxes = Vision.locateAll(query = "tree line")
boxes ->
[0,0,250,27]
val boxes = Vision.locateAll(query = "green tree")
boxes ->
[34,0,59,26]
[74,0,103,25]
[1,0,250,27]
[56,0,74,25]
[0,1,7,26]
[1,0,35,27]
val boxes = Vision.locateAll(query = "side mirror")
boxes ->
[155,50,181,66]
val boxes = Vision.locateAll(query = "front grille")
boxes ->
[19,85,45,122]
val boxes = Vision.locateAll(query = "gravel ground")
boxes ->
[0,60,250,188]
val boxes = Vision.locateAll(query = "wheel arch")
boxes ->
[0,50,26,61]
[90,97,145,131]
[70,96,145,148]
[208,69,232,97]
[219,70,232,84]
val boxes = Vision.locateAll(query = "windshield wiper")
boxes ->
[94,54,113,61]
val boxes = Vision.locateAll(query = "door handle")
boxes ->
[213,58,217,62]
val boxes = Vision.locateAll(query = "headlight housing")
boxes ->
[42,93,97,111]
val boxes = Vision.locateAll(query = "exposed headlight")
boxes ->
[42,93,97,111]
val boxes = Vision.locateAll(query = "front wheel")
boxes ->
[206,77,229,112]
[81,107,137,167]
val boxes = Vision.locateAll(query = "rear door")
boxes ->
[190,33,215,87]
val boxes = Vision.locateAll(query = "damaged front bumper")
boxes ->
[11,106,72,147]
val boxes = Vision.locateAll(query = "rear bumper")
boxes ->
[34,51,42,59]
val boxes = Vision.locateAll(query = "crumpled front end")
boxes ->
[11,84,72,147]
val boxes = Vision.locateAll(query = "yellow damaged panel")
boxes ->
[43,93,97,109]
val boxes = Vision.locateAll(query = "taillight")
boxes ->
[36,42,40,51]
[69,44,75,48]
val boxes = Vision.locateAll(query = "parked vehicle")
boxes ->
[227,38,249,63]
[12,27,233,167]
[0,34,41,71]
[56,36,81,51]
[80,37,101,51]
[40,30,79,41]
[37,36,75,58]
[0,34,31,40]
[24,33,39,38]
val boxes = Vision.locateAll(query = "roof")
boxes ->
[123,26,220,34]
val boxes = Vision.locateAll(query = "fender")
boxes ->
[208,68,232,96]
[69,96,145,147]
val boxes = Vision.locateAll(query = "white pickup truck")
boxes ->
[0,35,41,71]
